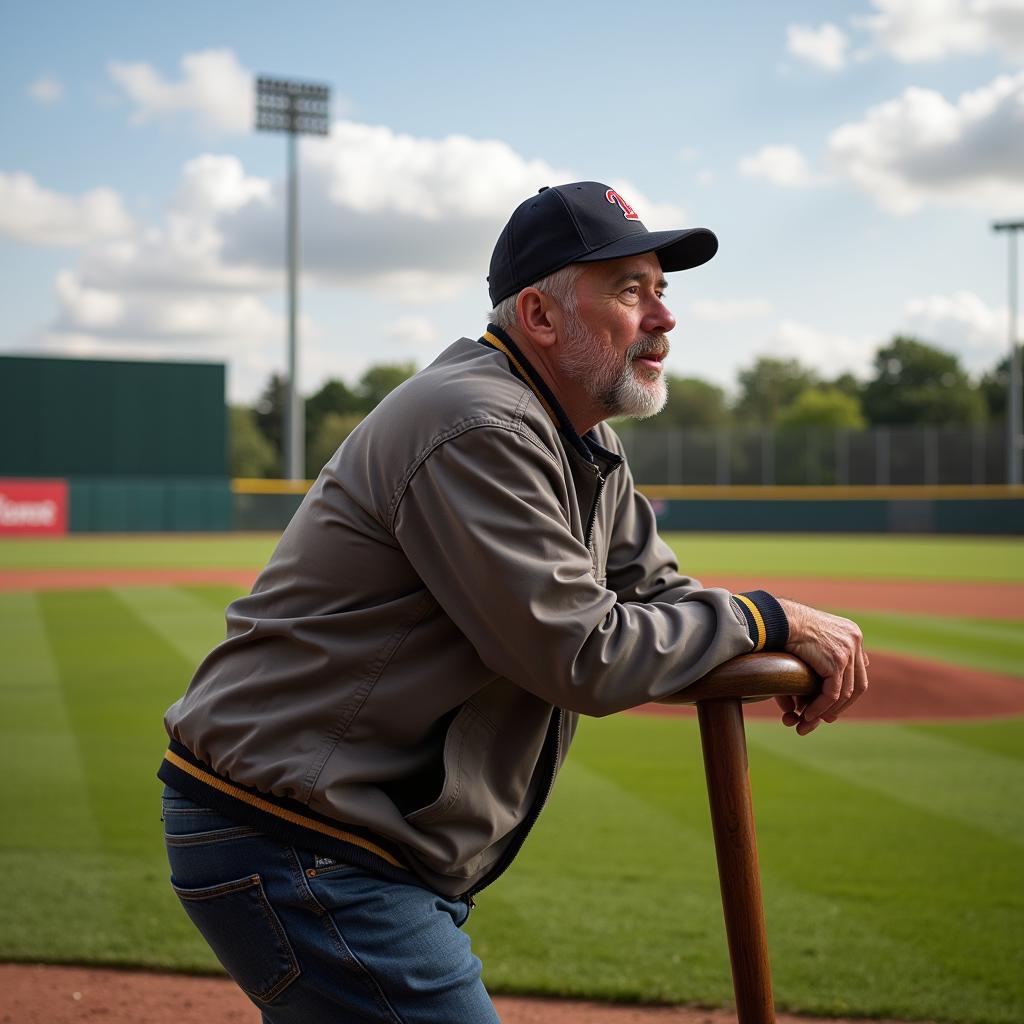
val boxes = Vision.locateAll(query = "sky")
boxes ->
[2,0,1023,404]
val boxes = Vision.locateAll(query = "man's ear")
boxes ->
[515,288,561,350]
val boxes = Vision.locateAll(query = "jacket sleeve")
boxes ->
[392,423,758,717]
[600,433,789,651]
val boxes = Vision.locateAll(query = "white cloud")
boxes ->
[787,23,849,70]
[108,49,254,134]
[28,116,696,399]
[857,0,1024,63]
[0,172,134,247]
[695,169,715,187]
[386,315,440,347]
[217,121,684,293]
[28,76,63,104]
[900,290,1021,371]
[75,155,276,293]
[769,319,876,378]
[827,72,1024,213]
[690,299,774,321]
[53,268,282,341]
[738,145,826,187]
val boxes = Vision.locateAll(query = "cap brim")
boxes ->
[575,227,718,272]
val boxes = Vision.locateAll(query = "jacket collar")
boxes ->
[479,324,622,472]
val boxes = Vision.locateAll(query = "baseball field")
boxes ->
[1,532,1022,1023]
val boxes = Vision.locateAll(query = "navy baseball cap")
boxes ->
[487,181,718,305]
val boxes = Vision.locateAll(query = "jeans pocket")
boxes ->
[171,873,300,1003]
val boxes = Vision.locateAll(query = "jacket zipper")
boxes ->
[465,706,564,902]
[583,466,606,550]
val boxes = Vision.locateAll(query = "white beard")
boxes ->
[556,310,669,421]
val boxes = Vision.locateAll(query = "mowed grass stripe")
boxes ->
[471,756,731,1004]
[507,716,1022,1019]
[4,532,1023,581]
[0,590,210,968]
[0,535,278,570]
[748,719,1024,846]
[181,583,248,612]
[913,717,1024,762]
[38,589,192,854]
[109,586,231,668]
[664,533,1024,582]
[0,592,97,849]
[834,609,1024,677]
[745,736,1023,1020]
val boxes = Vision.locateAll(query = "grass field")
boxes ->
[3,531,1024,580]
[1,534,1022,1022]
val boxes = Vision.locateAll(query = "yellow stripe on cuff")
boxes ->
[164,750,405,869]
[734,594,767,651]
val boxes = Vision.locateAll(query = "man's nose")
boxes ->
[643,297,676,335]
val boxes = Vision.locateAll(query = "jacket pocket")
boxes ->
[171,874,300,1003]
[405,702,497,827]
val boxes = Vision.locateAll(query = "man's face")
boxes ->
[554,252,677,422]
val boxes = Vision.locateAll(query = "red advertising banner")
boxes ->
[0,479,68,536]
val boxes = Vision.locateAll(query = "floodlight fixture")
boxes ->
[256,75,332,480]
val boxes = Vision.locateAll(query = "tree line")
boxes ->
[230,337,1021,478]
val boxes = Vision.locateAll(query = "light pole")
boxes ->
[256,76,330,480]
[992,220,1023,486]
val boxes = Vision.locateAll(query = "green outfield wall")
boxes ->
[232,481,1023,535]
[642,485,1023,535]
[1,355,230,532]
[68,478,232,532]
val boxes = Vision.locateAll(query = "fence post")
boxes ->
[668,429,682,485]
[717,428,731,485]
[876,427,890,486]
[925,427,939,485]
[762,427,775,485]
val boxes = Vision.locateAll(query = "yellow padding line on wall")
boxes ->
[638,484,1024,501]
[234,479,1024,501]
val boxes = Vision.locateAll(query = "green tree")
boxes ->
[777,387,867,430]
[357,362,417,411]
[308,412,364,473]
[305,378,362,460]
[646,375,731,428]
[978,345,1023,421]
[828,371,863,403]
[307,378,361,422]
[229,405,279,478]
[254,373,287,459]
[861,335,986,425]
[734,357,819,424]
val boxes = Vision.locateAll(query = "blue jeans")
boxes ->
[162,786,501,1023]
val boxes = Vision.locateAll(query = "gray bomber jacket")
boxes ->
[160,326,788,899]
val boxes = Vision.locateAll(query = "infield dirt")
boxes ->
[0,964,935,1024]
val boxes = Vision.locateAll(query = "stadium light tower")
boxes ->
[992,220,1023,486]
[256,75,330,481]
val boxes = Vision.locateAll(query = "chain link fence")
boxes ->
[615,425,1013,486]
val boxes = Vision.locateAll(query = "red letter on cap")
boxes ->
[605,189,639,220]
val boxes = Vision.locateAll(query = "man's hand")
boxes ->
[774,598,869,735]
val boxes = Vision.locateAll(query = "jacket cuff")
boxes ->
[732,590,789,652]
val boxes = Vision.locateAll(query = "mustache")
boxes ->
[627,333,670,360]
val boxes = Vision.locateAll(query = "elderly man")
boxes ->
[159,181,867,1023]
